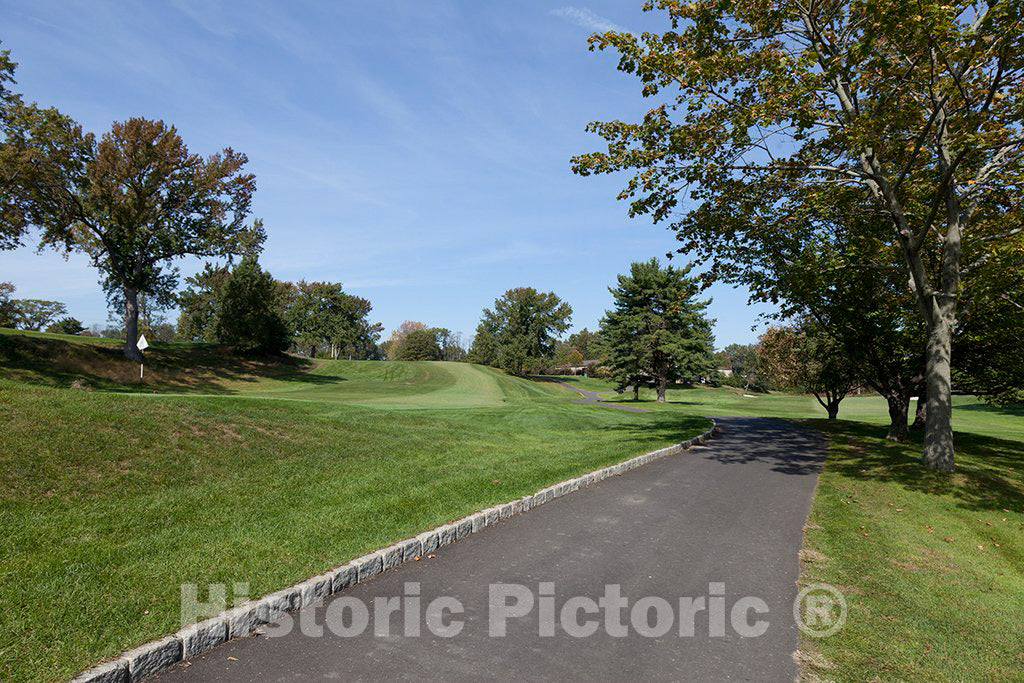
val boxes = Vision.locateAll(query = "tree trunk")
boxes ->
[123,286,142,361]
[885,393,910,442]
[632,384,639,401]
[656,376,667,403]
[922,313,955,471]
[826,399,840,420]
[911,390,926,430]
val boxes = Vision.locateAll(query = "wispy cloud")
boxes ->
[551,6,625,33]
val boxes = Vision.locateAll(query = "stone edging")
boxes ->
[71,420,720,683]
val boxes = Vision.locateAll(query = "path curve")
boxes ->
[154,417,826,682]
[547,378,649,413]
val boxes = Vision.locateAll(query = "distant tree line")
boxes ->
[176,258,383,358]
[383,321,468,362]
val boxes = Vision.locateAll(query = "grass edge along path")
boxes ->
[796,420,1024,682]
[0,377,710,683]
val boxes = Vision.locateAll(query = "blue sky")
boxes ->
[0,0,773,347]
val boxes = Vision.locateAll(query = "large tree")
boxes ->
[46,316,85,336]
[567,327,606,361]
[469,287,573,375]
[385,320,429,360]
[286,281,381,360]
[741,197,930,440]
[759,322,861,419]
[214,255,290,355]
[394,329,442,361]
[0,45,30,250]
[602,259,715,402]
[2,113,260,360]
[0,282,18,327]
[176,263,232,342]
[720,343,764,391]
[10,299,67,331]
[573,1,1024,470]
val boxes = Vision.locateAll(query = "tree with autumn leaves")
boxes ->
[1,47,263,361]
[574,0,1024,470]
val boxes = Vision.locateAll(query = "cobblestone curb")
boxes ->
[70,420,719,682]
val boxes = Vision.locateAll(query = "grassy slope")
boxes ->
[0,333,710,682]
[2,332,1021,681]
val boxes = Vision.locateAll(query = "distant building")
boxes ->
[549,359,602,376]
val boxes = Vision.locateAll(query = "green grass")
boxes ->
[539,374,1024,680]
[798,421,1024,681]
[0,342,710,682]
[1,330,1021,681]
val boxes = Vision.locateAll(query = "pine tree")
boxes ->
[601,259,714,402]
[214,256,289,354]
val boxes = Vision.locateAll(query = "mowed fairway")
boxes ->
[222,360,522,408]
[0,341,710,682]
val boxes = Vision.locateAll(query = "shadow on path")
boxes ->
[705,416,827,476]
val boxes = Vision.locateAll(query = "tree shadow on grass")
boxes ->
[596,413,711,449]
[809,420,1024,514]
[956,401,1024,418]
[0,334,345,395]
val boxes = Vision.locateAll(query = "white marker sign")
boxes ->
[137,334,149,381]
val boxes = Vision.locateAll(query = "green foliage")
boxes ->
[0,282,16,327]
[566,328,606,361]
[1,109,261,359]
[953,246,1024,404]
[601,259,714,401]
[45,316,85,336]
[574,0,1024,469]
[176,263,231,343]
[469,287,573,375]
[10,298,67,331]
[719,343,764,391]
[759,322,860,418]
[395,328,442,361]
[385,321,428,360]
[214,256,289,355]
[284,281,382,360]
[467,328,501,367]
[433,328,468,362]
[0,46,29,250]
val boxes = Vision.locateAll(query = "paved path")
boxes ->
[155,418,826,682]
[548,378,649,413]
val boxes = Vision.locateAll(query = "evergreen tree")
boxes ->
[214,255,289,354]
[601,259,714,402]
[176,263,231,342]
[46,316,85,336]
